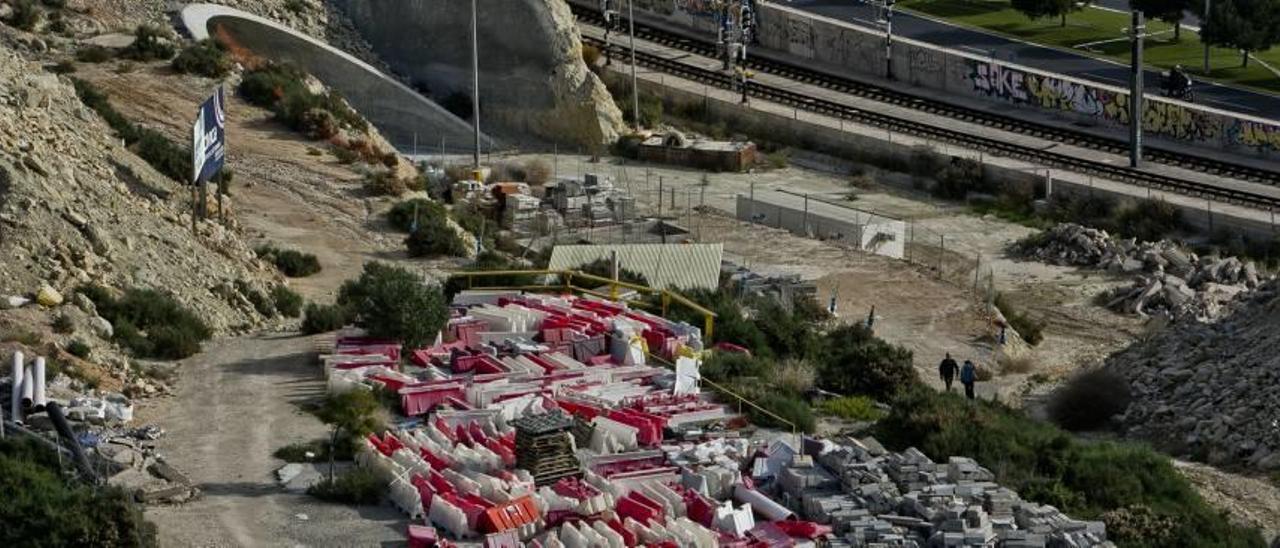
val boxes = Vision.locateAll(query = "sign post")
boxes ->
[192,86,227,232]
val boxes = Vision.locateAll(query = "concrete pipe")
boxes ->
[32,356,46,411]
[21,365,33,410]
[733,483,795,521]
[9,351,22,421]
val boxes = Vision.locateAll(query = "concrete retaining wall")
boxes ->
[180,4,484,152]
[735,193,906,259]
[570,0,1280,161]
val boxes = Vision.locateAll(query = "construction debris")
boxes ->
[1018,223,1268,321]
[318,290,1109,546]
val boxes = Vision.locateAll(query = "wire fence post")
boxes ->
[938,234,945,277]
[974,252,981,291]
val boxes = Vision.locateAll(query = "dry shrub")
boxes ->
[998,354,1036,375]
[525,159,552,186]
[770,359,816,395]
[363,171,407,197]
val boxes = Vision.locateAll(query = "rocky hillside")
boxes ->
[1106,282,1280,472]
[0,44,279,334]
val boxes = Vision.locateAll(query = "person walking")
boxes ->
[960,359,977,401]
[938,353,958,392]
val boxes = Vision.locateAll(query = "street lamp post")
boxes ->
[885,0,896,80]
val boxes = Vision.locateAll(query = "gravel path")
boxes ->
[141,333,404,547]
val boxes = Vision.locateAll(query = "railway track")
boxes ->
[583,34,1280,209]
[572,6,1280,189]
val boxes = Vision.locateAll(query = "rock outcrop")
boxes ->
[1017,223,1266,322]
[331,0,626,148]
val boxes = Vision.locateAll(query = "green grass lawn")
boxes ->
[898,0,1280,94]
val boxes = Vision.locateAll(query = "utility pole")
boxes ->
[470,0,481,172]
[602,0,614,66]
[1202,0,1211,73]
[884,0,896,80]
[628,0,640,131]
[1130,10,1145,168]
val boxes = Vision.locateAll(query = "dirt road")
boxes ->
[140,334,403,547]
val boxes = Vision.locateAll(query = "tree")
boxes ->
[1131,0,1191,39]
[337,262,448,349]
[315,390,381,482]
[1198,0,1280,67]
[1011,0,1088,26]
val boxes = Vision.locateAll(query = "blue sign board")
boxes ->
[191,86,226,185]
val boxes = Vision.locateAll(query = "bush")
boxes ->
[405,221,468,258]
[120,25,176,61]
[7,0,39,31]
[0,437,158,547]
[236,280,276,318]
[284,0,309,13]
[274,439,354,462]
[771,359,817,395]
[875,388,1262,546]
[66,339,91,359]
[301,303,350,334]
[746,391,815,433]
[700,352,772,384]
[443,251,541,299]
[1048,368,1132,431]
[307,468,386,505]
[994,293,1045,346]
[70,79,190,183]
[76,46,115,63]
[52,313,75,334]
[581,44,602,69]
[171,39,232,78]
[256,245,322,277]
[331,146,359,164]
[814,324,918,397]
[387,198,447,233]
[764,149,790,170]
[240,63,367,136]
[576,257,650,287]
[50,60,76,74]
[272,285,304,318]
[525,160,552,186]
[363,171,407,196]
[41,0,66,7]
[1113,198,1183,243]
[336,263,448,348]
[82,285,211,360]
[932,157,985,200]
[998,354,1036,375]
[819,396,885,421]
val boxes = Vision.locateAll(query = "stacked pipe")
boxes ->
[9,352,49,421]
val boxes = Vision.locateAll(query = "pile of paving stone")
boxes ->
[1018,223,1266,321]
[761,436,1112,547]
[1105,281,1280,472]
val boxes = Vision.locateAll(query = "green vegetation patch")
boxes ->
[171,39,232,78]
[71,78,190,183]
[240,63,368,139]
[256,244,322,277]
[0,437,158,547]
[876,388,1264,547]
[79,285,211,360]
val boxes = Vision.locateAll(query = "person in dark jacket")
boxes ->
[938,353,959,392]
[960,359,978,400]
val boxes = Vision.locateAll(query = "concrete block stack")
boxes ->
[502,193,541,233]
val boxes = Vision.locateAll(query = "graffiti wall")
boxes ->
[565,0,1280,158]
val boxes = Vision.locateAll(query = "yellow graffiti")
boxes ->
[1236,121,1280,151]
[1143,101,1218,141]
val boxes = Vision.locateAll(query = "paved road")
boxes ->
[785,0,1280,116]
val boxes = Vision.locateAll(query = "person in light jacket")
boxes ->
[960,359,977,400]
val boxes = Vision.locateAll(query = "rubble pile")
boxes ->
[1019,223,1267,321]
[1106,282,1280,471]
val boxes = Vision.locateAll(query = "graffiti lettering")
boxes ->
[1230,120,1280,151]
[969,62,1027,102]
[1143,101,1219,142]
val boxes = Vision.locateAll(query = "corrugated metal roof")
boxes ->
[547,243,724,290]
